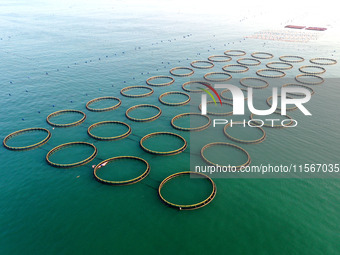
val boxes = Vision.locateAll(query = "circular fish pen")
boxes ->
[3,128,51,151]
[190,60,214,69]
[222,64,249,73]
[158,171,216,210]
[46,142,97,168]
[146,75,175,86]
[86,96,121,112]
[207,55,232,62]
[266,61,293,70]
[279,55,305,63]
[256,69,286,78]
[182,81,212,93]
[125,104,162,122]
[158,91,190,106]
[224,50,246,56]
[295,74,324,85]
[171,113,211,131]
[240,77,269,89]
[298,65,326,75]
[223,123,266,144]
[250,113,294,128]
[198,101,233,116]
[281,83,315,96]
[221,88,248,101]
[266,95,298,111]
[169,67,194,77]
[309,58,337,65]
[93,156,150,185]
[201,142,251,169]
[237,58,261,66]
[46,109,86,127]
[203,72,232,82]
[140,132,187,155]
[87,121,131,140]
[120,86,154,98]
[251,52,274,59]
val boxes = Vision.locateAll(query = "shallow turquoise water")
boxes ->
[1,1,340,255]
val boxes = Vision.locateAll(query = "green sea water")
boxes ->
[1,1,340,254]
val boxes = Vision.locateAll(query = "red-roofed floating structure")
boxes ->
[285,25,306,29]
[305,27,327,31]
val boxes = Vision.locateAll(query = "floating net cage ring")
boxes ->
[240,77,269,89]
[190,60,214,69]
[251,52,274,59]
[236,58,261,66]
[201,142,251,170]
[222,64,249,73]
[140,132,187,155]
[93,156,150,186]
[125,104,162,122]
[281,83,315,96]
[266,95,298,111]
[3,128,51,151]
[171,113,211,131]
[86,96,122,112]
[46,142,97,168]
[203,72,232,82]
[309,58,337,65]
[295,74,324,85]
[266,61,293,70]
[279,55,305,63]
[250,113,294,128]
[87,121,132,140]
[298,65,326,75]
[169,67,194,77]
[223,123,266,144]
[46,109,86,127]
[182,81,213,93]
[158,91,191,106]
[207,55,232,62]
[224,50,246,56]
[198,101,233,116]
[158,171,217,210]
[256,69,286,78]
[120,86,154,98]
[220,88,248,101]
[146,75,175,86]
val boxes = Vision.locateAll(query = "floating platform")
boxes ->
[285,25,306,29]
[305,27,327,31]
